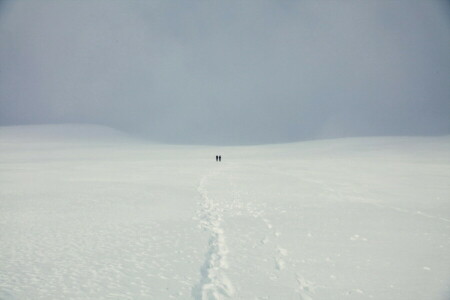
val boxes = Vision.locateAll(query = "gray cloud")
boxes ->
[1,0,449,144]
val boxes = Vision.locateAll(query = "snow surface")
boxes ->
[1,125,449,300]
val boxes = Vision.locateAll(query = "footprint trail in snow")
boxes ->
[193,169,235,300]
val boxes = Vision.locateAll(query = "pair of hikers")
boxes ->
[215,155,222,162]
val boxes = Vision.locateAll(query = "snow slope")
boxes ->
[0,125,449,300]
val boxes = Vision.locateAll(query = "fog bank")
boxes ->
[1,0,449,144]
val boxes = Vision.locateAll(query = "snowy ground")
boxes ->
[1,125,449,300]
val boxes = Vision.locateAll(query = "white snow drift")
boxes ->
[0,124,449,300]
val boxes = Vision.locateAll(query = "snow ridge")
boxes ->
[193,170,235,300]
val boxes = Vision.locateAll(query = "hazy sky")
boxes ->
[1,0,449,144]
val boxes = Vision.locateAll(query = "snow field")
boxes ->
[1,125,449,299]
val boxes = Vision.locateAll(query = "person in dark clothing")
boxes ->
[216,155,218,162]
[219,155,222,162]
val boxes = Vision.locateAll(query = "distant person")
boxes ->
[219,155,222,162]
[216,155,218,162]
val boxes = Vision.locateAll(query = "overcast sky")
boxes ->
[0,0,449,144]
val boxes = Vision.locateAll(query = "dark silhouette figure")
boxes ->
[219,155,222,162]
[215,155,218,162]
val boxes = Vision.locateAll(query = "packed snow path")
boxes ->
[194,169,235,299]
[1,125,450,299]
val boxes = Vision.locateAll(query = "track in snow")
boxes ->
[193,168,235,300]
